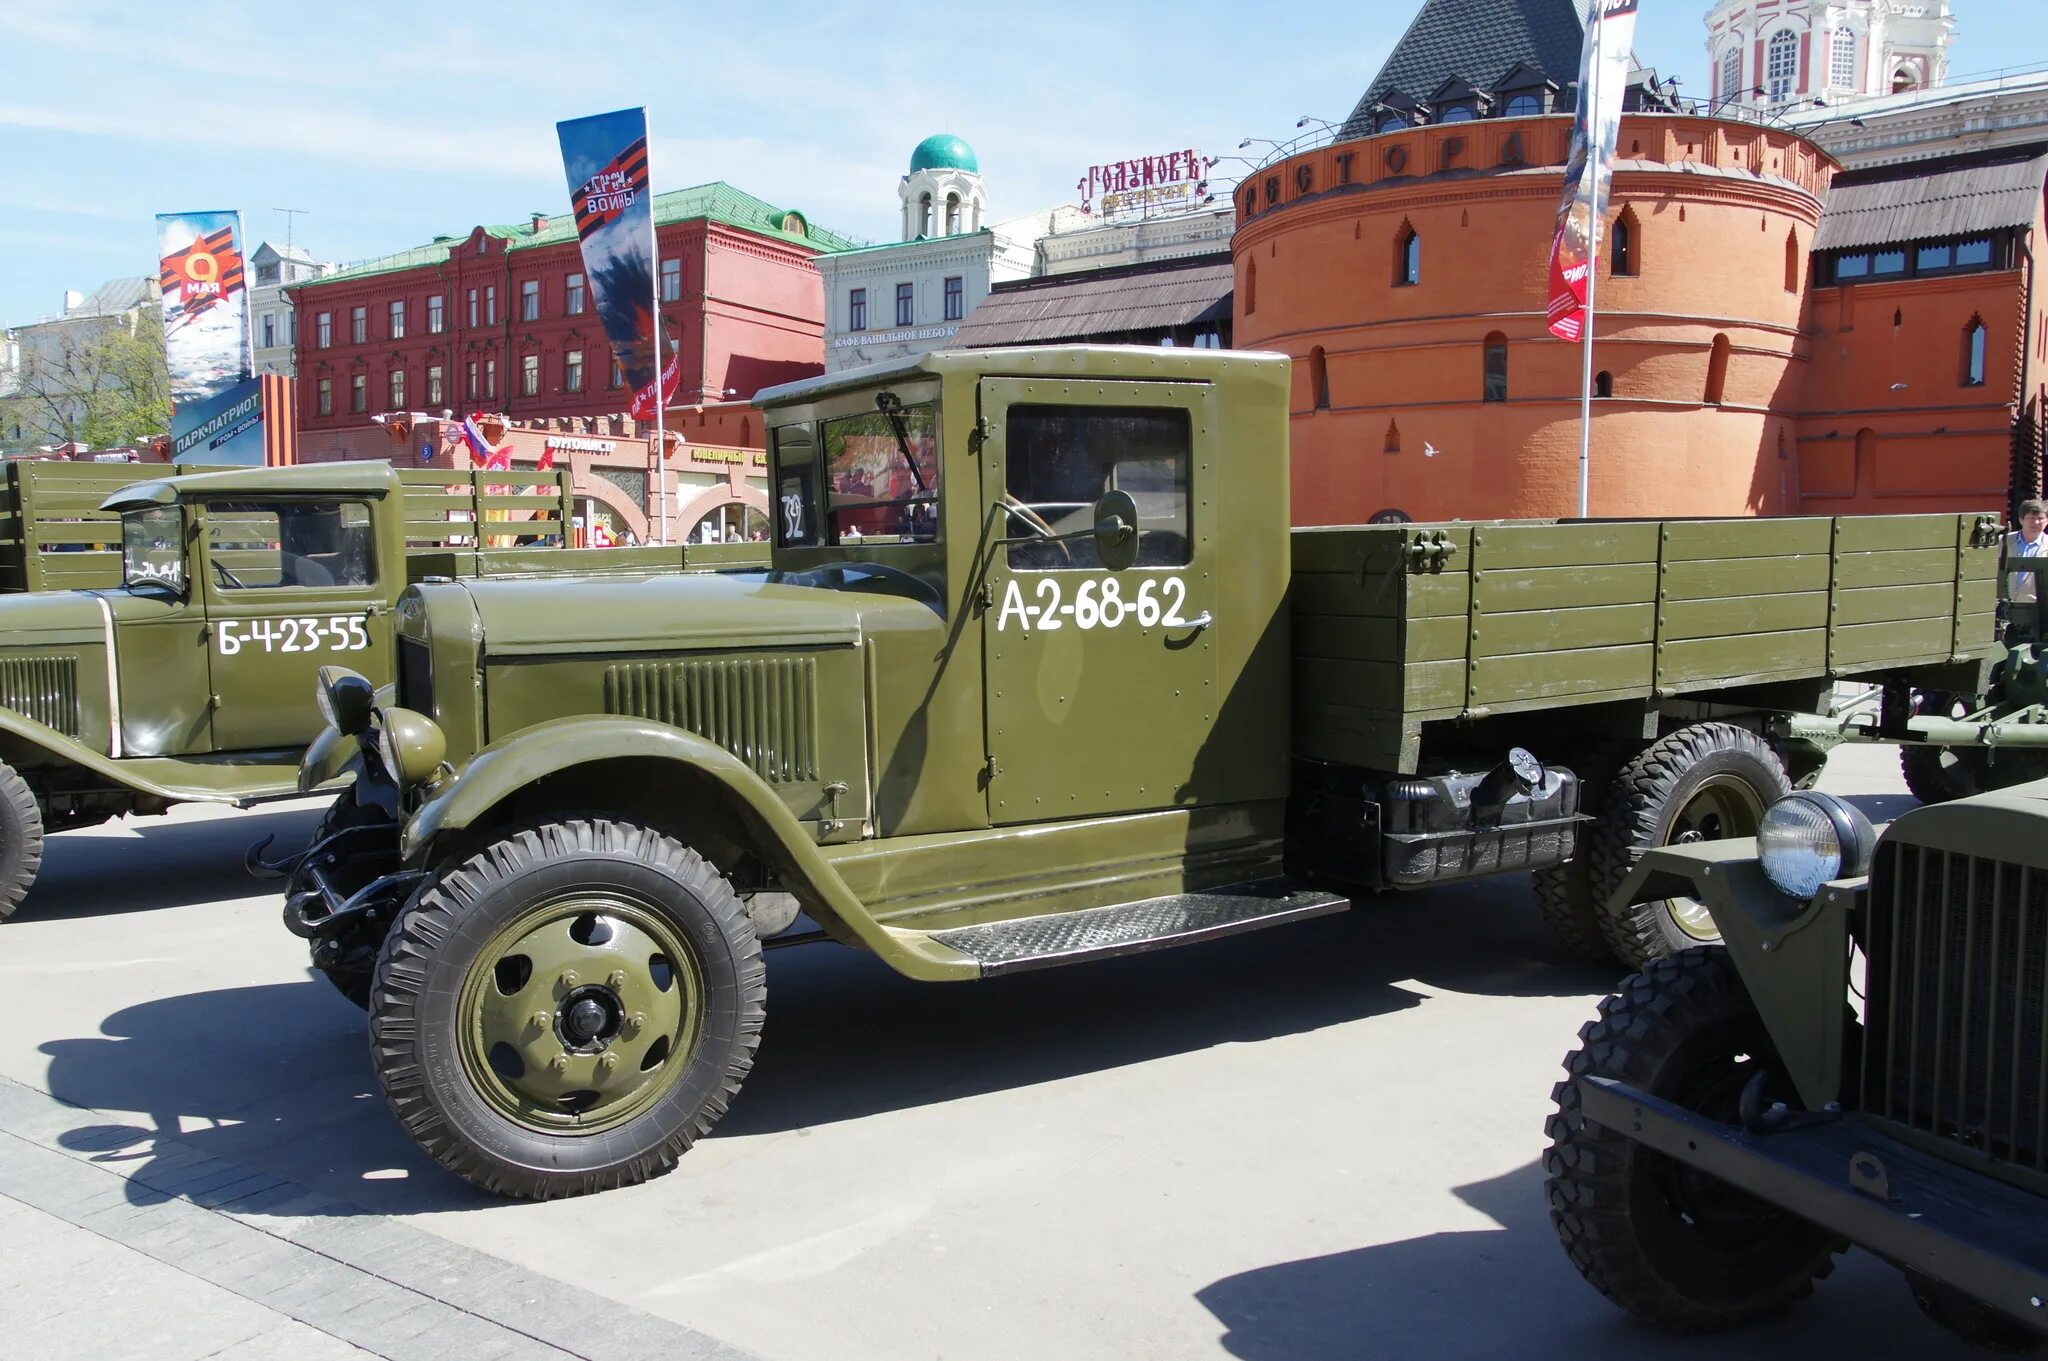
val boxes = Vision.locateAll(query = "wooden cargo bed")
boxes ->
[1292,513,2004,773]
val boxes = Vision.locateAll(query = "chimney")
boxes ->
[530,212,549,233]
[63,290,83,313]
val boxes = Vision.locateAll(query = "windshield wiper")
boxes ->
[873,390,928,495]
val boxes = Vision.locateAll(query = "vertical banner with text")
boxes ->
[557,108,678,421]
[1545,0,1639,342]
[158,210,263,464]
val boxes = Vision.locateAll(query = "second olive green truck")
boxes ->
[279,345,2003,1198]
[0,459,763,918]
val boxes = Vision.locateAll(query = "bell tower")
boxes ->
[899,134,986,241]
[1703,0,1955,109]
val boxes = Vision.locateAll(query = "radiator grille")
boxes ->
[602,657,817,783]
[0,655,79,736]
[1864,840,2048,1173]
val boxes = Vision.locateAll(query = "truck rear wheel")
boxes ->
[0,760,45,922]
[1545,947,1838,1334]
[368,817,765,1199]
[1589,724,1789,970]
[1532,742,1631,964]
[1898,746,1980,805]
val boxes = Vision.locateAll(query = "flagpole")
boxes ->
[653,250,669,546]
[1577,9,1600,520]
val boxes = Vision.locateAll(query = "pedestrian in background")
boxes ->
[2004,497,2047,645]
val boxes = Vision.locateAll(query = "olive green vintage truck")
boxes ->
[0,460,760,917]
[1549,781,2048,1351]
[280,344,2003,1197]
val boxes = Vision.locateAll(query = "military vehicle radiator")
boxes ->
[602,657,818,784]
[0,655,80,736]
[1862,840,2048,1177]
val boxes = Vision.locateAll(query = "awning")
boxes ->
[952,258,1233,347]
[1814,144,2048,253]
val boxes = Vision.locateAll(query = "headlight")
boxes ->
[372,706,448,788]
[1757,791,1876,899]
[317,666,375,737]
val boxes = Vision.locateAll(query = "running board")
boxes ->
[926,878,1349,977]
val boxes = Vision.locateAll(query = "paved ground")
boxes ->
[0,745,1979,1360]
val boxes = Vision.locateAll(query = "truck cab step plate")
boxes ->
[928,879,1349,976]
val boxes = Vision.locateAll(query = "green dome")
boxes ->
[909,134,979,175]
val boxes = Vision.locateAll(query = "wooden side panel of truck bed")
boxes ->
[1292,513,2003,773]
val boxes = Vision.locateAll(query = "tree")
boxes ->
[5,306,171,450]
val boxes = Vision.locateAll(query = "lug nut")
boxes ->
[599,1053,619,1072]
[530,1011,551,1029]
[558,970,580,988]
[606,969,627,991]
[550,1054,570,1074]
[624,1011,646,1034]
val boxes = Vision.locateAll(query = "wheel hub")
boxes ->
[558,986,624,1051]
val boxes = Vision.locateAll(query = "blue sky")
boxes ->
[1,0,2040,325]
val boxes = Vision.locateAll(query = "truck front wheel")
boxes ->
[368,817,765,1199]
[1545,947,1838,1333]
[1589,724,1789,969]
[0,760,45,922]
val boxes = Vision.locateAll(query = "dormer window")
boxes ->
[1439,105,1476,122]
[1504,93,1543,116]
[1377,113,1407,132]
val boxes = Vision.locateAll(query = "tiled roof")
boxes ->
[951,256,1233,346]
[1814,142,2048,252]
[1341,0,1591,137]
[296,182,858,291]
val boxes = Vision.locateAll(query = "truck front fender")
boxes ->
[1609,840,1859,1110]
[0,708,242,804]
[401,716,976,981]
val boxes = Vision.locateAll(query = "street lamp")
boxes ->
[1295,115,1339,134]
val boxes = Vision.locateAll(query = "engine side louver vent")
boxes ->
[0,656,79,736]
[603,657,818,783]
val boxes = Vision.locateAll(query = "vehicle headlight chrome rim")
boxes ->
[1756,791,1875,900]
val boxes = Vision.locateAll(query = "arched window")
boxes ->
[1384,419,1401,454]
[1482,332,1508,402]
[1705,333,1732,405]
[1243,259,1256,315]
[919,192,934,236]
[1962,316,1987,387]
[1377,113,1406,133]
[1892,66,1921,94]
[1720,46,1742,101]
[1594,370,1613,397]
[1309,346,1330,409]
[945,194,961,235]
[1831,28,1857,89]
[1766,31,1798,102]
[1394,223,1420,286]
[1505,93,1541,117]
[1611,209,1637,276]
[1438,105,1475,123]
[1785,229,1801,292]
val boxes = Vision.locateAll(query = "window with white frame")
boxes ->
[1766,30,1798,102]
[1721,46,1741,101]
[1831,28,1856,89]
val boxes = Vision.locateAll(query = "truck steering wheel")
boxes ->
[1002,494,1072,563]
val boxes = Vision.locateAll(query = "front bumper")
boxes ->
[1581,1075,2048,1337]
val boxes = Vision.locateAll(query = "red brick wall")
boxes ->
[290,215,828,435]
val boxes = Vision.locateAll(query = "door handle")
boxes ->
[1185,610,1213,631]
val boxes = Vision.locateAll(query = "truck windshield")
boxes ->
[822,402,940,545]
[121,506,185,592]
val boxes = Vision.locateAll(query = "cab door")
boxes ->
[978,377,1219,825]
[197,496,389,752]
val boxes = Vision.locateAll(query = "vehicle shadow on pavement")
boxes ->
[1196,1160,1981,1361]
[20,805,326,923]
[38,979,497,1216]
[722,880,1623,1138]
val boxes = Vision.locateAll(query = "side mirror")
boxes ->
[1093,490,1139,572]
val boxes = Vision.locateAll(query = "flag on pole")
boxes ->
[557,109,679,421]
[457,413,512,468]
[1546,0,1639,342]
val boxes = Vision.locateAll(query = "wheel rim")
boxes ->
[1659,775,1769,942]
[455,892,703,1134]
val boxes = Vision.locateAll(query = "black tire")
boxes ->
[1899,745,1980,805]
[369,817,765,1199]
[1532,741,1634,964]
[0,760,45,923]
[1589,724,1790,970]
[1545,947,1839,1334]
